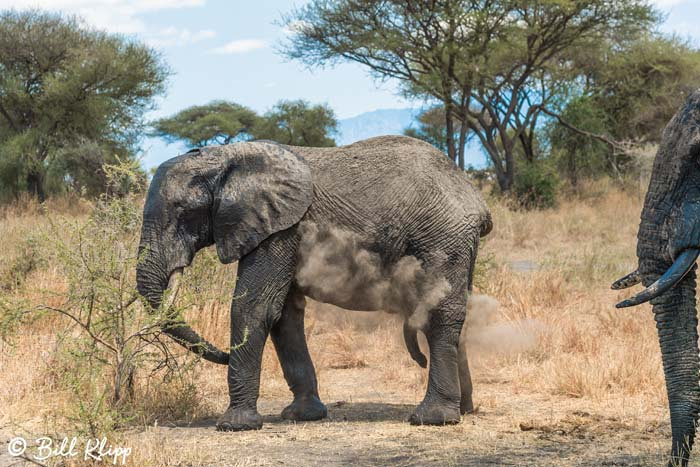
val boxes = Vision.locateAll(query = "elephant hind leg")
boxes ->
[459,258,477,415]
[409,300,465,426]
[458,340,474,414]
[271,285,327,422]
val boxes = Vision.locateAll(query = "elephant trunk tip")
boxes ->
[611,269,641,290]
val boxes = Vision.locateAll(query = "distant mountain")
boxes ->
[337,108,420,145]
[335,107,487,168]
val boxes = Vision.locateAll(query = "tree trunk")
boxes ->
[457,119,468,170]
[27,168,46,202]
[482,141,511,192]
[503,144,515,192]
[519,132,535,163]
[444,104,457,162]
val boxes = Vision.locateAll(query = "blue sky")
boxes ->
[5,0,700,168]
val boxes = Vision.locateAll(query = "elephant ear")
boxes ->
[206,141,312,264]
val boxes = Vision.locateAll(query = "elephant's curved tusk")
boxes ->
[162,268,183,313]
[611,269,641,290]
[616,249,700,308]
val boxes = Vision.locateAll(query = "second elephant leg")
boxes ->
[271,286,327,421]
[460,251,477,415]
[458,343,474,414]
[409,305,464,426]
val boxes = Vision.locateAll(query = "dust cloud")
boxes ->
[295,222,451,329]
[462,294,543,355]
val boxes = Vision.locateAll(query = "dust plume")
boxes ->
[462,294,543,355]
[296,222,451,329]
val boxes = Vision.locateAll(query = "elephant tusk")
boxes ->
[616,249,700,308]
[162,268,183,313]
[611,269,641,290]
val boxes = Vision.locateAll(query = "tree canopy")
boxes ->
[151,101,259,148]
[581,34,700,143]
[153,99,338,149]
[253,100,337,147]
[282,0,659,191]
[0,10,168,201]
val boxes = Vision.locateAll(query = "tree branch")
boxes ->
[539,106,631,153]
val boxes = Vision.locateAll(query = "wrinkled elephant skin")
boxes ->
[135,136,492,431]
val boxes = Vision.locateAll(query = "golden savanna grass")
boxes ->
[0,180,685,466]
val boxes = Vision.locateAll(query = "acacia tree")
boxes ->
[544,33,700,185]
[152,101,259,148]
[253,99,337,147]
[583,34,700,143]
[0,10,168,201]
[283,0,656,191]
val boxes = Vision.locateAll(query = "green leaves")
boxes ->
[153,99,338,149]
[282,0,662,191]
[0,10,168,201]
[254,99,338,147]
[584,34,700,143]
[152,101,260,148]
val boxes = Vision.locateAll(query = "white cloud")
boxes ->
[146,27,216,48]
[209,39,266,55]
[650,0,688,7]
[0,0,206,35]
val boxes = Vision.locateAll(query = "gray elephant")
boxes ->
[614,90,700,466]
[136,135,492,431]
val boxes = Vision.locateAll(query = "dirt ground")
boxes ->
[0,358,678,467]
[123,369,674,467]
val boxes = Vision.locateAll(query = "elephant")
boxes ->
[135,135,492,431]
[613,90,700,466]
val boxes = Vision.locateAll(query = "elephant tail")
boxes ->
[403,321,427,368]
[480,211,493,237]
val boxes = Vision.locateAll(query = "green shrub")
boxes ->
[512,160,559,210]
[0,160,205,436]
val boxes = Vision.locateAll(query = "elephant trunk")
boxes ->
[136,243,229,365]
[649,268,700,466]
[638,215,700,466]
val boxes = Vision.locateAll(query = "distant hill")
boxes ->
[337,108,420,145]
[336,107,487,168]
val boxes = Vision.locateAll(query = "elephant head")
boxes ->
[136,141,313,364]
[614,90,700,466]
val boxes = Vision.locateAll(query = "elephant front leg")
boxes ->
[216,234,298,432]
[409,307,463,426]
[271,286,327,422]
[216,316,268,432]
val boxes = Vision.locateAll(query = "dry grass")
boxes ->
[0,181,685,466]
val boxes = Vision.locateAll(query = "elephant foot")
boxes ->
[281,395,327,421]
[216,406,263,432]
[409,401,461,426]
[460,395,474,415]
